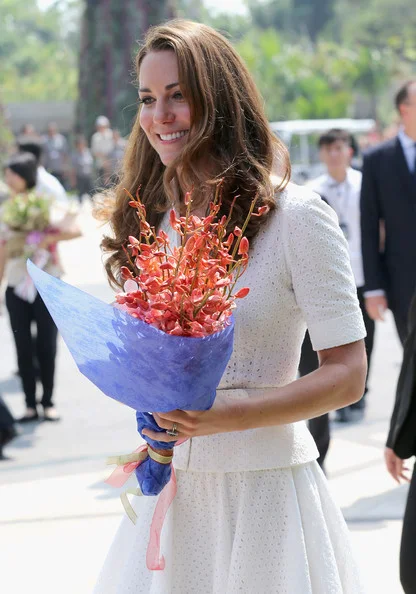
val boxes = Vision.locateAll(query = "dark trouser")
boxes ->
[298,332,330,469]
[299,287,375,467]
[393,310,409,347]
[0,395,14,430]
[5,288,58,409]
[400,467,416,593]
[76,174,93,200]
[50,171,66,188]
[357,286,376,397]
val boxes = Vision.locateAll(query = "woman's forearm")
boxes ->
[241,340,367,431]
[145,341,367,443]
[53,229,82,242]
[45,228,82,247]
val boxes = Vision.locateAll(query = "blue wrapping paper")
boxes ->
[28,261,235,495]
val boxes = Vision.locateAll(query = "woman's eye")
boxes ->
[139,97,154,106]
[172,91,184,101]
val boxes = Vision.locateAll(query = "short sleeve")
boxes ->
[282,187,366,351]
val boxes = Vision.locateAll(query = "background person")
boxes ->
[361,80,416,345]
[384,287,416,593]
[300,129,374,437]
[0,152,81,422]
[17,137,68,204]
[42,122,69,188]
[90,115,114,187]
[71,135,94,203]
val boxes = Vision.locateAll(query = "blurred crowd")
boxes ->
[6,115,127,204]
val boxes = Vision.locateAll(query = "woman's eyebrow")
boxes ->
[139,82,179,93]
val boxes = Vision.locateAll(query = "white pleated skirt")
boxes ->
[93,462,363,593]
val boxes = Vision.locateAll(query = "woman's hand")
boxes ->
[38,234,56,250]
[142,393,249,443]
[384,447,411,484]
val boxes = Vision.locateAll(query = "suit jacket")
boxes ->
[387,292,416,458]
[360,137,416,318]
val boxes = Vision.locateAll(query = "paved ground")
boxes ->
[0,203,411,593]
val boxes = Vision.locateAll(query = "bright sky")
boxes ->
[37,0,248,16]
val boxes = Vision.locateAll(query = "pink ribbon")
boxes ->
[105,444,147,488]
[106,441,186,571]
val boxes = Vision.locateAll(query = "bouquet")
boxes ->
[2,192,57,302]
[109,188,261,497]
[1,191,51,231]
[27,184,267,570]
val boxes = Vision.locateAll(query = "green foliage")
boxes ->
[1,0,80,103]
[236,30,361,120]
[0,99,14,168]
[1,0,414,127]
[247,0,334,41]
[208,0,415,122]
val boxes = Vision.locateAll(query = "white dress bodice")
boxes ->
[162,183,366,472]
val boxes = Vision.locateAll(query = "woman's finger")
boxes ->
[153,413,172,430]
[155,410,189,424]
[141,429,179,443]
[156,410,199,430]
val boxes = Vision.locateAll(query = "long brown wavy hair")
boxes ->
[98,19,290,287]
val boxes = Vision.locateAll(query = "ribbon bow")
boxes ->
[105,443,176,571]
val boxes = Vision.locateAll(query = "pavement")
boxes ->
[0,203,411,593]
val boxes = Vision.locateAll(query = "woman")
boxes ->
[94,20,367,593]
[0,152,81,422]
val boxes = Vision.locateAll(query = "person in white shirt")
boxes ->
[17,138,68,204]
[299,129,374,464]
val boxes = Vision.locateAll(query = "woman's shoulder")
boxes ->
[273,180,337,224]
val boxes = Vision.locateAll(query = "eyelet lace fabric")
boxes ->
[94,184,366,593]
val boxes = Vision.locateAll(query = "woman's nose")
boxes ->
[153,101,174,124]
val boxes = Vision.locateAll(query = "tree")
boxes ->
[335,0,416,119]
[247,0,334,42]
[236,28,358,121]
[76,0,175,139]
[0,0,80,103]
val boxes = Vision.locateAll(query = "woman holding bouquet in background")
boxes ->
[94,20,367,593]
[0,152,81,422]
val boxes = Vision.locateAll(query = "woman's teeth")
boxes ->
[159,131,188,141]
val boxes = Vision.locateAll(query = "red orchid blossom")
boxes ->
[115,186,267,337]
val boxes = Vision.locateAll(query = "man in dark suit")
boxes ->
[361,80,416,345]
[364,81,416,593]
[384,290,416,593]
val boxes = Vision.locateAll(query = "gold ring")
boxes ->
[166,422,179,437]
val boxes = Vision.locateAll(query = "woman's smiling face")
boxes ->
[138,51,191,166]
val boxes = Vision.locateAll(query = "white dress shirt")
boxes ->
[398,128,416,173]
[308,168,364,287]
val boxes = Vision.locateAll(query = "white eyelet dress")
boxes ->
[93,183,367,593]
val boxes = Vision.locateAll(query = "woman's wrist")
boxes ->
[225,394,260,433]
